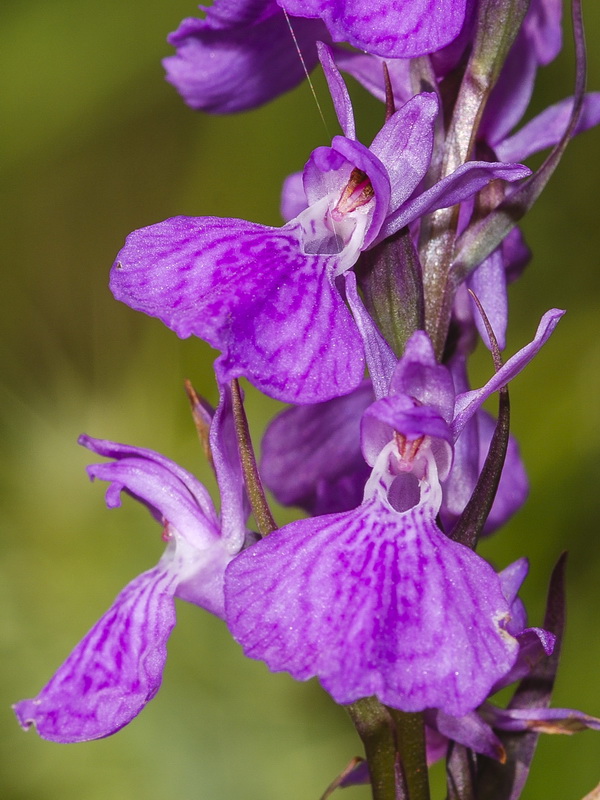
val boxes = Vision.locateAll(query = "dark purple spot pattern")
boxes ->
[278,0,468,58]
[110,216,364,404]
[14,567,177,743]
[225,494,518,717]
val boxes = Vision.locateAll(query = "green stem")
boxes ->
[347,698,398,800]
[390,711,431,800]
[419,0,529,357]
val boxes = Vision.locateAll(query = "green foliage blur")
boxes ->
[1,2,599,798]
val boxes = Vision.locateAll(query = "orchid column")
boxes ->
[14,1,600,799]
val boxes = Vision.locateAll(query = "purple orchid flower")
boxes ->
[163,0,469,113]
[260,304,555,533]
[277,0,468,59]
[13,388,250,743]
[163,1,329,113]
[341,561,600,794]
[112,48,530,405]
[225,310,563,716]
[425,556,600,760]
[331,0,600,351]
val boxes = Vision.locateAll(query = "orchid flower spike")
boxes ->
[14,387,250,742]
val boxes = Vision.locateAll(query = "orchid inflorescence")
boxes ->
[14,2,600,798]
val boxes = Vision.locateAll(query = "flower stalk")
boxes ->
[347,698,399,800]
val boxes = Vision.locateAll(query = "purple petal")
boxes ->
[317,41,355,139]
[345,271,396,399]
[498,557,529,609]
[225,493,518,717]
[480,35,538,148]
[390,331,456,423]
[361,395,452,470]
[164,3,328,113]
[479,411,529,534]
[78,434,219,543]
[278,0,468,59]
[441,408,479,527]
[427,709,506,761]
[334,48,414,107]
[303,136,391,250]
[260,381,373,516]
[280,171,306,222]
[492,627,556,690]
[14,567,178,742]
[452,308,564,437]
[209,385,249,554]
[485,706,600,734]
[502,226,531,282]
[496,92,600,163]
[467,248,508,351]
[339,759,370,787]
[428,0,476,76]
[369,93,438,213]
[480,0,562,146]
[378,161,531,242]
[523,0,563,66]
[77,433,216,521]
[111,216,365,403]
[79,432,237,617]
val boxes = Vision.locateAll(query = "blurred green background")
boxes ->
[1,2,599,798]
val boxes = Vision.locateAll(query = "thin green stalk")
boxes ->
[390,710,431,800]
[347,698,399,800]
[420,0,529,357]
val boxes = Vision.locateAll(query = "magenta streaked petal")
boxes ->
[164,3,328,113]
[378,161,531,242]
[278,0,468,58]
[261,381,372,516]
[14,567,178,743]
[79,436,220,550]
[369,93,438,213]
[225,494,518,716]
[78,435,216,523]
[111,216,364,403]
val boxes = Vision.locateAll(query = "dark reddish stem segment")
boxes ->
[230,378,277,536]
